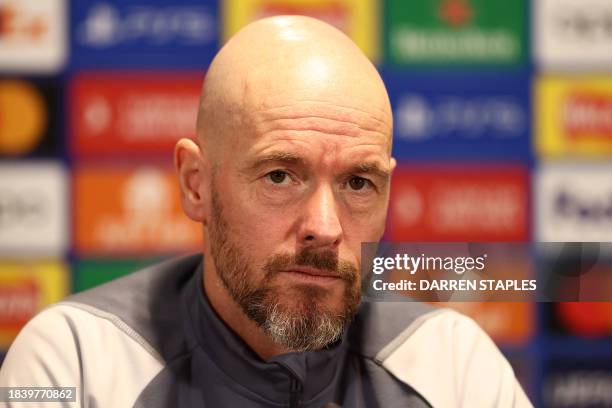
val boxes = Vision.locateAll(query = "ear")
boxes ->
[174,138,210,223]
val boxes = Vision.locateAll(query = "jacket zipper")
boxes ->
[289,374,303,408]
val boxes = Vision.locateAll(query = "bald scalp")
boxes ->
[196,16,393,163]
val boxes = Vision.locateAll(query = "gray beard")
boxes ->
[208,185,360,352]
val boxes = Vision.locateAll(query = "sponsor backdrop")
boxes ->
[0,0,610,406]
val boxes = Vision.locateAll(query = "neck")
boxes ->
[202,252,290,361]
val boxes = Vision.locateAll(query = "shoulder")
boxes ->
[0,254,202,406]
[63,253,201,359]
[0,303,165,407]
[350,301,532,407]
[348,300,438,358]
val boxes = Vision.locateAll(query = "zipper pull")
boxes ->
[289,375,303,408]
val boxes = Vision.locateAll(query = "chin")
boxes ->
[281,284,345,313]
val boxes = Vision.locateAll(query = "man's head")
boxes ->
[175,16,395,353]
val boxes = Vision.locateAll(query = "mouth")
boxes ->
[280,266,343,284]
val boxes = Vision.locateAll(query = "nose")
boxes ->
[297,183,343,249]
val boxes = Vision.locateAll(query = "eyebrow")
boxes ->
[348,162,391,179]
[245,152,390,179]
[245,152,306,172]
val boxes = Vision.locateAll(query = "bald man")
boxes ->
[0,17,531,408]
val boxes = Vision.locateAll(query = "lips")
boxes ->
[281,266,343,281]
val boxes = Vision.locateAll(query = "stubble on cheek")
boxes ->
[208,181,362,351]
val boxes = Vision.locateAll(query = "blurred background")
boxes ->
[0,0,611,406]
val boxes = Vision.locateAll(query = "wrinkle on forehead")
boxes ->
[256,118,388,143]
[243,136,392,179]
[257,99,389,125]
[253,100,391,149]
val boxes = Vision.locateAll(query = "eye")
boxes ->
[348,176,370,191]
[266,170,290,185]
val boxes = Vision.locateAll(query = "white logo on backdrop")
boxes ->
[78,2,216,47]
[535,0,612,69]
[83,96,112,135]
[0,163,67,255]
[395,94,525,141]
[537,164,612,242]
[394,186,424,226]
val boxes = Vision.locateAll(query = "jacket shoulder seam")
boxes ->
[57,301,166,365]
[373,307,450,364]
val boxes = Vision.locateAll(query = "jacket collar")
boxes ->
[181,259,348,404]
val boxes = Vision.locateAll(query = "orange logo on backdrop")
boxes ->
[0,281,39,330]
[223,0,379,62]
[557,302,612,337]
[256,1,349,33]
[563,91,612,140]
[0,262,68,347]
[0,3,48,43]
[0,80,46,155]
[438,0,473,27]
[536,76,612,156]
[74,166,202,255]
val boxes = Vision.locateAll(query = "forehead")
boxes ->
[240,94,392,156]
